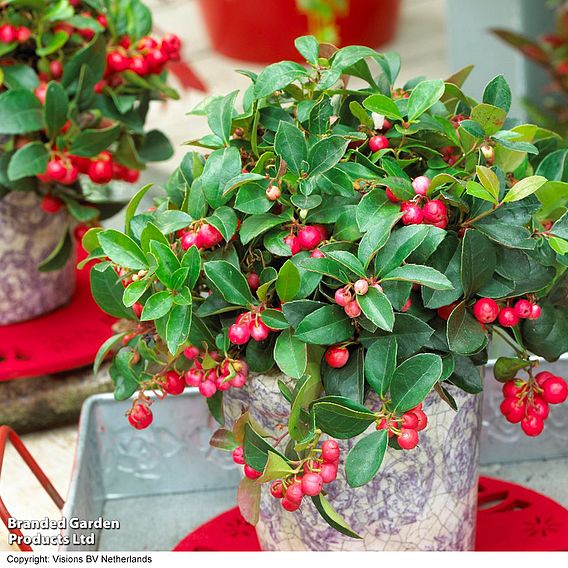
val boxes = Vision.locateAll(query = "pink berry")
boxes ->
[128,403,153,430]
[369,135,389,152]
[40,195,63,213]
[319,462,338,483]
[247,272,260,292]
[521,415,544,437]
[297,225,324,250]
[301,473,323,496]
[514,299,532,318]
[528,304,542,320]
[46,159,67,181]
[398,428,419,450]
[284,234,300,255]
[344,300,361,318]
[422,200,447,223]
[185,368,204,387]
[321,440,340,462]
[228,323,251,345]
[231,372,247,388]
[244,464,262,480]
[88,160,113,185]
[198,224,223,249]
[266,185,281,201]
[541,376,568,404]
[198,379,217,398]
[401,202,423,225]
[250,319,270,342]
[401,412,419,430]
[334,287,352,307]
[270,481,284,498]
[325,346,349,368]
[232,446,246,465]
[412,409,428,431]
[310,249,325,258]
[498,307,520,327]
[473,298,499,324]
[285,480,304,503]
[385,187,400,202]
[16,26,31,43]
[354,279,369,295]
[181,231,201,250]
[184,345,200,360]
[163,370,185,395]
[0,24,17,43]
[281,498,300,512]
[411,176,431,196]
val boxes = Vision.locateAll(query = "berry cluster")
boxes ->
[473,297,541,327]
[376,403,428,450]
[96,33,181,93]
[284,224,328,256]
[0,23,31,44]
[500,372,568,436]
[228,309,275,345]
[184,346,249,398]
[233,439,341,512]
[179,223,224,251]
[334,278,382,319]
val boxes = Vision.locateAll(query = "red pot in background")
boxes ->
[198,0,402,63]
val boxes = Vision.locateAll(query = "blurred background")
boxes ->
[1,0,567,552]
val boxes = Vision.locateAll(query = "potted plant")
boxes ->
[198,0,401,63]
[85,37,568,550]
[0,0,181,325]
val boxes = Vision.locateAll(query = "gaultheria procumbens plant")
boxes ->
[0,0,180,270]
[85,37,568,537]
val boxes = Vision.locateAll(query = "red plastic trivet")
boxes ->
[174,476,568,552]
[0,249,116,382]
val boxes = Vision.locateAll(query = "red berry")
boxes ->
[401,412,419,430]
[344,299,361,318]
[60,164,79,185]
[231,372,247,389]
[423,200,447,223]
[527,396,550,420]
[232,446,246,465]
[129,55,150,76]
[541,377,568,404]
[401,202,423,225]
[266,185,281,201]
[132,302,143,319]
[16,26,31,43]
[285,480,304,503]
[185,368,204,387]
[284,234,300,255]
[437,303,456,320]
[301,473,323,496]
[502,379,523,399]
[319,462,338,483]
[385,187,400,203]
[501,398,525,423]
[334,287,352,307]
[88,160,113,184]
[297,225,323,250]
[96,14,108,28]
[46,159,67,181]
[250,319,270,342]
[521,415,544,437]
[145,47,169,73]
[310,249,325,258]
[122,168,141,183]
[473,298,499,324]
[498,307,520,328]
[412,409,428,431]
[198,223,223,249]
[281,498,300,512]
[247,272,260,292]
[163,370,185,395]
[513,299,532,318]
[228,323,251,345]
[401,298,412,312]
[325,346,350,369]
[49,60,63,80]
[398,428,419,450]
[528,304,542,320]
[535,371,554,387]
[184,345,200,360]
[369,135,389,152]
[321,440,340,462]
[106,51,129,73]
[181,231,201,251]
[40,195,63,213]
[354,279,369,295]
[198,379,217,398]
[270,481,284,498]
[412,176,431,196]
[128,403,153,430]
[35,83,48,104]
[244,464,262,480]
[0,24,17,43]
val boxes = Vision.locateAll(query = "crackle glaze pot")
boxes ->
[0,191,76,325]
[225,371,483,551]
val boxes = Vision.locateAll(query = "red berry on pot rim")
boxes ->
[472,298,499,324]
[513,299,532,319]
[498,307,520,327]
[244,464,262,480]
[411,176,431,196]
[301,473,323,496]
[321,440,340,462]
[325,346,349,369]
[369,135,389,152]
[398,428,419,450]
[232,446,246,465]
[541,376,568,404]
[521,415,544,437]
[128,403,153,430]
[163,370,185,395]
[344,299,361,318]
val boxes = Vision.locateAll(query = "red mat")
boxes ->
[174,476,568,551]
[0,248,116,381]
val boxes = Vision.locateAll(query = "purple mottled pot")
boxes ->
[225,370,483,551]
[0,191,76,325]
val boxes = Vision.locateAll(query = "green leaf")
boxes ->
[112,350,140,401]
[493,357,530,382]
[1,65,39,90]
[125,184,154,238]
[274,329,307,379]
[289,363,322,441]
[390,353,443,412]
[137,130,174,162]
[90,265,136,320]
[311,494,362,540]
[363,93,403,120]
[0,89,44,134]
[295,35,319,65]
[313,397,376,439]
[274,121,307,176]
[141,291,174,321]
[407,79,445,121]
[235,181,272,214]
[44,82,68,139]
[295,305,354,345]
[200,146,242,208]
[382,264,453,290]
[476,165,500,201]
[151,241,181,288]
[449,356,483,394]
[466,181,498,203]
[93,333,126,375]
[209,428,238,451]
[374,225,430,277]
[447,301,487,355]
[364,336,397,398]
[240,212,292,245]
[70,124,121,157]
[98,229,148,270]
[345,430,388,488]
[207,206,238,242]
[243,423,284,472]
[325,251,367,279]
[308,136,348,176]
[37,230,72,272]
[258,451,294,483]
[522,302,568,362]
[123,279,150,307]
[460,230,495,296]
[357,287,394,331]
[254,61,310,98]
[7,142,49,181]
[204,260,255,307]
[182,245,202,289]
[550,211,568,239]
[503,175,547,203]
[482,75,511,112]
[276,260,301,302]
[207,90,237,145]
[261,309,288,330]
[471,103,507,136]
[166,303,192,355]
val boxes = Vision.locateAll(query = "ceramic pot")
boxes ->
[0,191,76,325]
[226,370,482,551]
